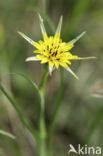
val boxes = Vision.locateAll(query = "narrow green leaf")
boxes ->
[11,72,38,91]
[0,83,39,140]
[0,130,15,140]
[10,72,41,105]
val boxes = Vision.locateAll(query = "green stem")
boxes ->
[38,92,46,156]
[47,69,64,156]
[51,69,64,129]
[37,67,48,156]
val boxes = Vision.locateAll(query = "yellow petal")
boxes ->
[41,58,48,63]
[59,62,68,68]
[64,43,74,51]
[34,42,42,50]
[54,60,59,69]
[54,33,61,43]
[68,55,78,60]
[49,61,54,68]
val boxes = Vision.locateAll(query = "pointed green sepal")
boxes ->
[38,14,47,37]
[48,66,54,76]
[18,31,34,46]
[66,67,79,80]
[55,16,63,35]
[76,56,96,60]
[69,31,86,44]
[25,56,39,62]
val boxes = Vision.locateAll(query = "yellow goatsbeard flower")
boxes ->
[18,15,95,79]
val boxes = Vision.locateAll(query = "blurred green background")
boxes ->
[0,0,103,155]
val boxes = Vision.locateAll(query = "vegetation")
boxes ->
[0,0,103,156]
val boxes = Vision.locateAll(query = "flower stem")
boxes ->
[47,68,64,156]
[50,69,64,129]
[37,66,48,156]
[38,92,46,156]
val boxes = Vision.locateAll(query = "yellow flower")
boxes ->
[18,14,95,79]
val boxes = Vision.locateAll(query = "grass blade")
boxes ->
[0,130,15,140]
[0,83,39,140]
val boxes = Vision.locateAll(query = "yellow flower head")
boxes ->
[18,14,95,79]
